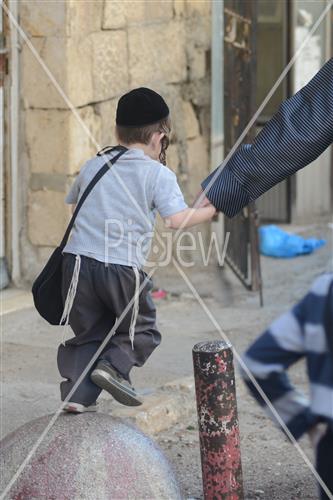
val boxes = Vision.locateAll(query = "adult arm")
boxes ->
[202,58,333,217]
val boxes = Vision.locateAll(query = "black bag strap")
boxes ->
[60,146,128,249]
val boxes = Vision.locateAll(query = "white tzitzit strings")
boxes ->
[129,266,140,350]
[60,255,81,345]
[59,256,140,349]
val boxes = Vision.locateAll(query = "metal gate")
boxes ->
[223,1,262,298]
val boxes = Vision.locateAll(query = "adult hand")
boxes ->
[193,189,212,208]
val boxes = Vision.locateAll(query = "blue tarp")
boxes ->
[259,225,326,258]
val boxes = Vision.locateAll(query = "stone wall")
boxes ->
[19,0,212,282]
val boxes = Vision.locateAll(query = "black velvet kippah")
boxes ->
[116,87,169,127]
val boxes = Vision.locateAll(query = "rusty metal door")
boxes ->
[223,1,262,298]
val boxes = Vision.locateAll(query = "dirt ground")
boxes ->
[155,218,332,500]
[1,218,332,499]
[157,386,317,500]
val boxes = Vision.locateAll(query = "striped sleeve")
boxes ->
[293,274,333,423]
[202,58,333,217]
[241,273,333,439]
[241,311,314,440]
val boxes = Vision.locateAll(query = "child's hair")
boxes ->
[116,116,171,165]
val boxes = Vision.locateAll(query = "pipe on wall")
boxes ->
[9,0,20,284]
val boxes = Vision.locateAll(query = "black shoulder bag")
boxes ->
[32,146,127,325]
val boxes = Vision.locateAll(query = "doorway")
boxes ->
[255,0,292,223]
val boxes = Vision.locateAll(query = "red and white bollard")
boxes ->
[193,340,243,500]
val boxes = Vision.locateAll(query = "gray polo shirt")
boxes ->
[63,148,187,268]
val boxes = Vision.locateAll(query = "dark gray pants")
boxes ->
[57,253,161,406]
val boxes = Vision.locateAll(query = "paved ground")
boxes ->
[1,218,332,499]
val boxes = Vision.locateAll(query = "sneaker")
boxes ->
[91,361,143,407]
[63,402,98,414]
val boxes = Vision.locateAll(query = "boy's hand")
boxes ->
[193,189,212,208]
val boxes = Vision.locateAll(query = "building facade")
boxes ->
[1,0,212,285]
[1,0,332,287]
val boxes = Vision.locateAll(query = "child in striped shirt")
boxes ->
[241,273,333,499]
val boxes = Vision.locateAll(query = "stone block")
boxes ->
[109,376,195,435]
[185,135,209,199]
[90,30,129,102]
[20,0,103,38]
[103,1,173,28]
[166,144,180,173]
[183,101,200,139]
[30,173,67,192]
[103,1,127,29]
[184,78,211,107]
[68,106,102,173]
[188,48,206,80]
[94,99,118,147]
[25,109,70,174]
[22,31,127,108]
[20,1,68,37]
[68,0,103,35]
[25,106,101,176]
[128,22,186,86]
[185,8,211,50]
[161,94,199,152]
[128,1,174,23]
[161,85,186,143]
[66,36,94,107]
[174,0,186,17]
[21,36,94,109]
[67,32,127,107]
[185,0,211,17]
[28,190,70,246]
[21,37,69,109]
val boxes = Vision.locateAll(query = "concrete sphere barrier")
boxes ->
[0,413,182,499]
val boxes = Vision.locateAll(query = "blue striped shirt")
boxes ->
[241,274,333,440]
[202,58,333,217]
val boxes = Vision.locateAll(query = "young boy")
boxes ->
[59,87,216,413]
[241,273,333,499]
